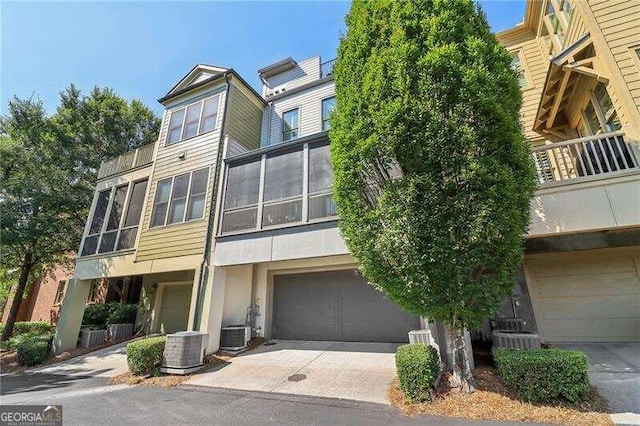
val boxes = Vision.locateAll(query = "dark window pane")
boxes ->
[221,208,258,233]
[282,109,299,141]
[309,194,337,220]
[117,227,138,250]
[151,203,168,227]
[168,198,186,224]
[155,179,172,203]
[89,190,111,234]
[186,194,206,221]
[224,161,261,209]
[322,97,336,131]
[190,168,209,195]
[81,235,99,256]
[106,185,128,231]
[199,96,219,133]
[172,174,190,199]
[123,179,148,227]
[264,149,303,201]
[309,143,334,193]
[168,108,185,144]
[98,231,117,253]
[262,199,302,227]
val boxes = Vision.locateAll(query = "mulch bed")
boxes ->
[388,366,612,425]
[108,337,266,387]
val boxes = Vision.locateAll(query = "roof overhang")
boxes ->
[533,34,609,132]
[258,57,297,81]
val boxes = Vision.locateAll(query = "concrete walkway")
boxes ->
[29,340,130,378]
[187,340,399,404]
[556,343,640,426]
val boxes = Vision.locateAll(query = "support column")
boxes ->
[198,266,227,354]
[53,278,91,354]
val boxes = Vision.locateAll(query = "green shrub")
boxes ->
[107,304,138,325]
[16,337,50,366]
[82,303,117,328]
[0,321,54,339]
[395,344,440,402]
[494,348,590,403]
[127,336,166,376]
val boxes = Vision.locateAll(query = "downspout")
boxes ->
[192,72,232,330]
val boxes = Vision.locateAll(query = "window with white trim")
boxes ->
[321,97,336,131]
[150,168,210,227]
[282,108,299,142]
[510,52,528,88]
[81,179,148,256]
[166,94,220,145]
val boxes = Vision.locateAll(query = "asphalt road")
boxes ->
[0,373,522,426]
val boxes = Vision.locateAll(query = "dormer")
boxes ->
[259,56,329,98]
[160,64,229,103]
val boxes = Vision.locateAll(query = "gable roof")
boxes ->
[164,64,229,98]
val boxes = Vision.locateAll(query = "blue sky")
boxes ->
[1,1,526,117]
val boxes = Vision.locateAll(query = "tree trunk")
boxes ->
[447,326,477,393]
[1,253,33,341]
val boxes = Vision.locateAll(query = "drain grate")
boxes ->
[288,373,306,382]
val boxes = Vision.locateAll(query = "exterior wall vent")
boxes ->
[493,331,541,350]
[220,326,251,351]
[161,331,208,375]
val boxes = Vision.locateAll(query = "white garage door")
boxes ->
[157,284,192,334]
[525,247,640,342]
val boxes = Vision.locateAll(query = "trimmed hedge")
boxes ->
[494,348,590,403]
[0,321,54,338]
[127,336,166,376]
[16,337,51,366]
[107,304,138,325]
[395,344,440,402]
[82,303,115,328]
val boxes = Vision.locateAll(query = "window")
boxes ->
[559,0,573,23]
[282,108,299,142]
[54,281,66,305]
[221,161,261,233]
[166,94,220,145]
[80,179,149,256]
[150,168,209,227]
[322,97,336,131]
[308,143,337,219]
[263,148,303,226]
[510,52,528,88]
[583,83,621,135]
[544,0,567,53]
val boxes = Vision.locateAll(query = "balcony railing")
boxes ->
[97,143,155,180]
[531,131,638,186]
[320,58,336,79]
[219,135,337,235]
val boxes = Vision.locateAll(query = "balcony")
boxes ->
[531,131,638,186]
[320,58,336,79]
[219,133,336,236]
[97,143,155,180]
[529,132,640,237]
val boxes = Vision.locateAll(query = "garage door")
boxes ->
[272,270,420,342]
[525,247,640,342]
[157,284,192,334]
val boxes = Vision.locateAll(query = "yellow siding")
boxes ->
[225,81,264,151]
[498,31,549,141]
[588,0,640,127]
[135,87,227,262]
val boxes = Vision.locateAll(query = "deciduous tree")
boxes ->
[330,0,536,392]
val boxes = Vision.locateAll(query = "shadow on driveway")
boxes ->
[0,370,110,395]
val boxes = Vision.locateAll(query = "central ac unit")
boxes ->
[161,331,208,375]
[220,325,251,351]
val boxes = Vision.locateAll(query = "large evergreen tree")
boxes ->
[330,0,536,391]
[1,88,160,340]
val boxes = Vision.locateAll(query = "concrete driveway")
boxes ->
[556,343,640,425]
[29,340,129,378]
[187,340,399,404]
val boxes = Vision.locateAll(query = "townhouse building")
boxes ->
[54,0,640,354]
